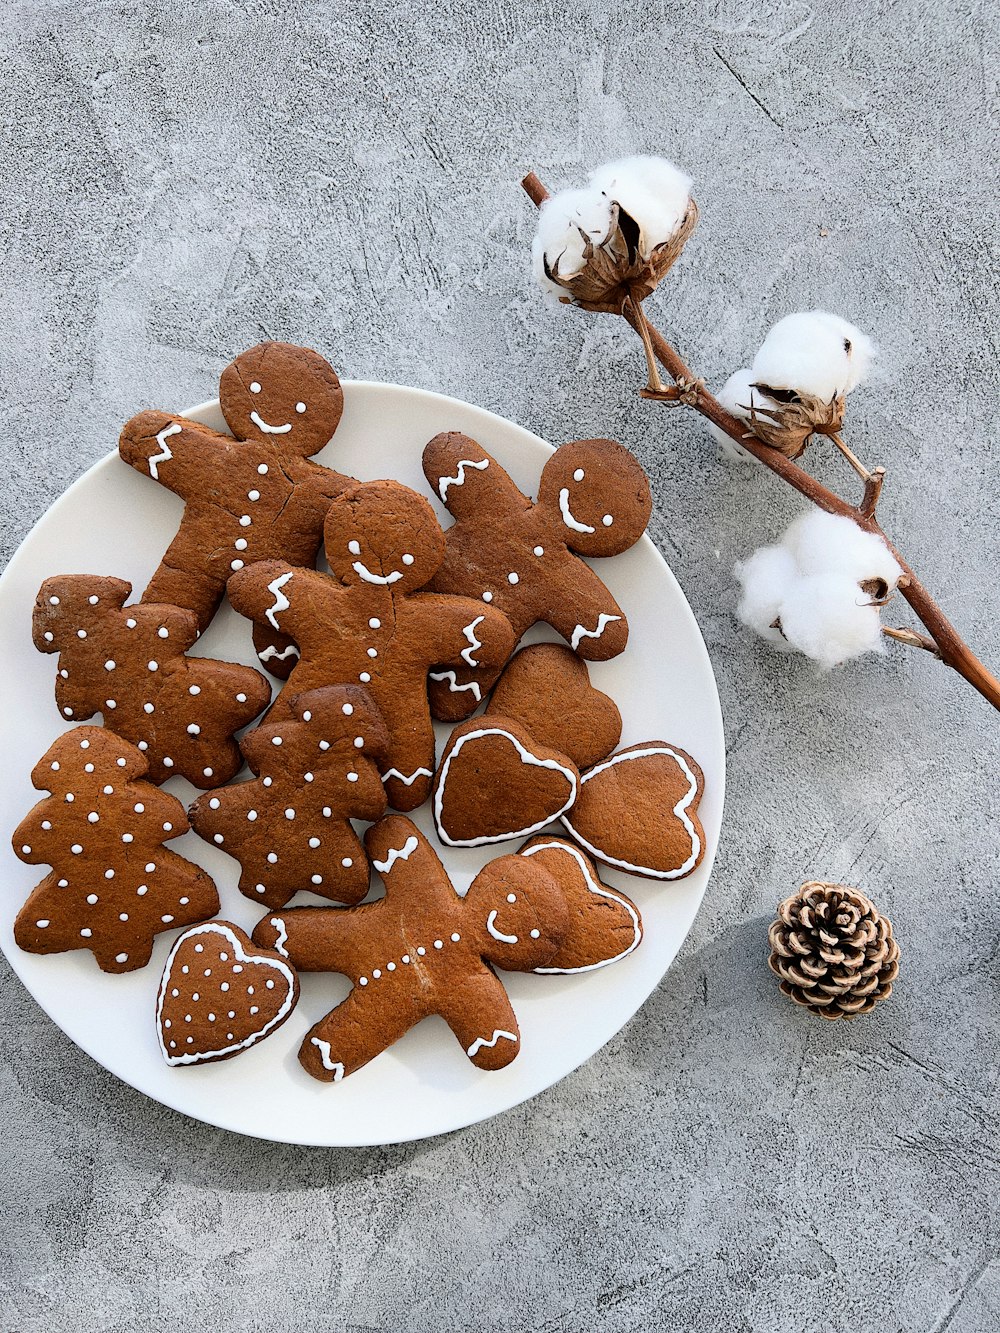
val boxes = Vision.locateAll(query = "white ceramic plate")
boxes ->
[0,384,724,1146]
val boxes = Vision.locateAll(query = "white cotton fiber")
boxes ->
[588,156,693,259]
[777,574,885,669]
[708,367,774,462]
[783,509,902,588]
[750,310,874,402]
[532,186,614,295]
[734,545,798,647]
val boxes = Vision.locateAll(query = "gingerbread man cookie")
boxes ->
[227,479,515,812]
[34,575,271,787]
[118,341,350,640]
[422,431,652,715]
[251,816,569,1082]
[189,685,390,909]
[13,727,219,973]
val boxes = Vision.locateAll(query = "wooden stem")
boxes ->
[522,173,1000,714]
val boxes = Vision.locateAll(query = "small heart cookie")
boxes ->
[489,644,622,770]
[156,921,299,1066]
[562,742,706,880]
[433,718,579,848]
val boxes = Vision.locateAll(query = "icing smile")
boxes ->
[558,488,595,534]
[486,910,519,944]
[250,410,293,435]
[352,561,403,585]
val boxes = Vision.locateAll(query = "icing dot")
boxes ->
[387,962,396,971]
[231,560,244,571]
[304,772,314,782]
[402,553,414,565]
[63,707,73,717]
[104,660,116,671]
[341,857,352,867]
[105,700,117,710]
[208,1013,216,1022]
[311,874,322,885]
[137,885,148,896]
[161,914,173,924]
[250,1006,259,1015]
[138,741,148,751]
[342,704,354,715]
[451,932,461,942]
[188,685,201,696]
[573,468,585,481]
[65,794,74,803]
[162,823,172,832]
[482,591,493,602]
[86,894,98,905]
[80,928,92,938]
[347,772,359,783]
[373,969,381,979]
[214,834,224,844]
[319,741,330,750]
[603,514,614,526]
[266,979,275,988]
[284,808,295,819]
[49,596,59,605]
[51,762,60,771]
[208,798,219,810]
[192,992,200,1001]
[43,632,53,642]
[250,381,261,393]
[247,810,258,822]
[402,954,410,964]
[507,893,517,903]
[59,670,68,679]
[323,807,332,818]
[88,812,99,823]
[88,595,99,604]
[143,703,154,714]
[187,724,201,736]
[255,883,266,894]
[359,977,368,986]
[248,490,260,501]
[507,572,519,584]
[42,821,51,829]
[163,757,173,767]
[236,693,247,702]
[272,736,283,746]
[119,913,129,921]
[203,768,213,778]
[417,947,426,956]
[262,777,272,786]
[126,618,136,628]
[57,879,67,887]
[234,538,248,551]
[353,737,364,748]
[533,546,544,556]
[367,648,378,658]
[295,401,306,413]
[258,463,268,474]
[220,982,229,991]
[369,618,381,629]
[145,863,156,872]
[308,837,320,848]
[530,929,540,938]
[359,672,371,683]
[71,844,83,855]
[267,853,278,864]
[84,763,95,773]
[348,540,361,555]
[36,920,50,928]
[102,786,113,795]
[122,833,133,844]
[104,869,115,880]
[76,630,87,639]
[148,661,158,671]
[239,515,252,527]
[302,711,312,722]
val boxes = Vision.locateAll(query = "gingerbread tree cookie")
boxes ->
[189,685,390,909]
[13,727,219,973]
[34,575,271,788]
[422,431,652,716]
[227,479,515,812]
[251,816,569,1083]
[118,341,351,641]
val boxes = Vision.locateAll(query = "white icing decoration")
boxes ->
[573,468,585,481]
[570,613,621,652]
[486,909,518,943]
[250,409,291,434]
[372,835,419,875]
[558,487,595,534]
[467,1029,518,1057]
[438,456,489,501]
[265,571,293,630]
[460,616,484,668]
[561,746,702,879]
[352,560,403,585]
[270,917,289,957]
[523,841,642,973]
[435,727,578,848]
[259,643,300,663]
[428,671,481,702]
[149,422,181,480]
[382,767,432,786]
[309,1038,345,1079]
[602,514,614,527]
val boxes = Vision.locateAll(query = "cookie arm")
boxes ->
[364,817,455,906]
[298,987,424,1083]
[422,433,529,519]
[425,598,516,678]
[119,411,237,502]
[251,905,372,973]
[441,969,521,1070]
[226,562,314,643]
[544,557,630,661]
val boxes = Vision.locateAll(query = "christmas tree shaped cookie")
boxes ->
[13,727,219,973]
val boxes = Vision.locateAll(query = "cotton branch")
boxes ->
[521,170,1000,713]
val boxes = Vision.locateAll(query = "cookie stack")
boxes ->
[11,342,706,1085]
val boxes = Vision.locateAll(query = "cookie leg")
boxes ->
[376,690,436,813]
[253,624,301,681]
[299,989,420,1083]
[442,974,521,1071]
[142,538,227,635]
[427,664,496,722]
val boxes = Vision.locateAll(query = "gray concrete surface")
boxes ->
[2,1,999,1329]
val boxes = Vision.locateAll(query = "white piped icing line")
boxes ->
[353,560,403,585]
[265,572,293,630]
[382,767,433,787]
[558,487,595,534]
[570,613,621,652]
[460,616,484,668]
[155,923,297,1066]
[429,671,482,702]
[270,916,290,957]
[309,1038,345,1080]
[486,910,518,944]
[259,642,300,663]
[250,409,292,434]
[434,727,578,848]
[562,746,702,879]
[149,422,181,480]
[523,841,642,972]
[438,457,489,501]
[467,1029,517,1058]
[372,835,419,876]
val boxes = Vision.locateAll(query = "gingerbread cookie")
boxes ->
[562,742,706,880]
[518,836,642,972]
[488,643,622,770]
[433,716,579,848]
[251,816,568,1082]
[422,431,652,716]
[189,685,389,909]
[118,341,350,637]
[13,727,219,973]
[34,575,271,787]
[156,921,299,1066]
[227,479,515,812]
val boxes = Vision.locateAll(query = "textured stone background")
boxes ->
[2,1,998,1329]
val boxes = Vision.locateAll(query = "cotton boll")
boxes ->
[709,367,770,462]
[532,186,614,294]
[734,545,798,647]
[588,155,693,259]
[750,310,874,402]
[777,573,885,669]
[784,509,902,590]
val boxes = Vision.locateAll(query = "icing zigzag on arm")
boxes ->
[570,613,621,652]
[429,671,482,702]
[265,572,294,630]
[438,457,489,501]
[149,423,181,480]
[460,616,485,667]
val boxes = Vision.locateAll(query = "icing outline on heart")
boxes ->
[521,840,641,973]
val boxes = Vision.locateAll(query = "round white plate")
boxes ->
[0,383,724,1146]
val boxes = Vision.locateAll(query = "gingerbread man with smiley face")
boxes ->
[421,431,653,718]
[226,479,515,812]
[119,342,351,646]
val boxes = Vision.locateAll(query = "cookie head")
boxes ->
[325,480,445,592]
[33,575,130,653]
[538,439,652,557]
[219,342,344,457]
[466,854,567,970]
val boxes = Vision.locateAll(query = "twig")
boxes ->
[521,171,1000,714]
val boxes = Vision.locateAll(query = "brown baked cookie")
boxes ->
[34,575,270,787]
[422,432,652,717]
[118,341,350,638]
[432,715,579,848]
[251,816,568,1083]
[13,727,219,973]
[189,685,389,909]
[562,742,706,880]
[518,836,642,972]
[488,643,622,770]
[227,479,515,812]
[156,920,299,1066]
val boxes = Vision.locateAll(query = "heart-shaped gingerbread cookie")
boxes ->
[433,717,580,848]
[156,921,299,1066]
[562,742,705,880]
[489,644,622,770]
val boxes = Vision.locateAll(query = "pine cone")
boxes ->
[768,882,899,1019]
